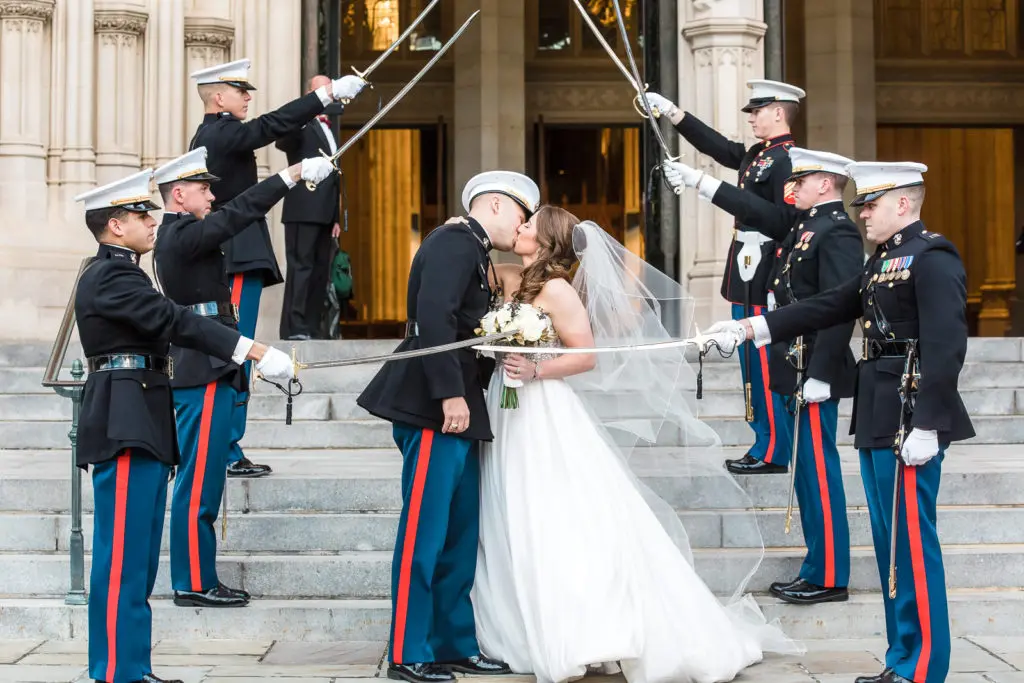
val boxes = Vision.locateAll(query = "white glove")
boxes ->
[300,157,335,184]
[256,346,295,382]
[662,160,702,194]
[642,91,678,119]
[699,320,748,355]
[801,378,831,403]
[332,74,367,101]
[901,428,939,467]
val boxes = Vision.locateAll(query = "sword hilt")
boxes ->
[888,567,897,599]
[631,85,651,119]
[304,148,342,191]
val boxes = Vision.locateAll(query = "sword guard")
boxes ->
[350,64,375,90]
[631,86,652,119]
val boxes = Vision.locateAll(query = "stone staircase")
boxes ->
[1,338,1024,643]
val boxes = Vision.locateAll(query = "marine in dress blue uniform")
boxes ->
[733,162,975,683]
[666,148,864,605]
[357,171,539,683]
[188,58,366,478]
[646,80,806,473]
[153,148,320,608]
[72,169,262,683]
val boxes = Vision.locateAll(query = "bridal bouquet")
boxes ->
[475,301,554,409]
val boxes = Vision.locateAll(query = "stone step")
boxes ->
[3,544,1023,598]
[4,504,1022,554]
[2,589,1022,642]
[3,445,1022,513]
[5,387,1022,423]
[5,411,1024,449]
[9,354,1024,396]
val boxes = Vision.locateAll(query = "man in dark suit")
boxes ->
[72,168,294,683]
[358,171,540,683]
[276,74,343,340]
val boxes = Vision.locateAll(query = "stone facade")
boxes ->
[0,0,881,341]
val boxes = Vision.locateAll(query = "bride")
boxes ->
[470,206,802,683]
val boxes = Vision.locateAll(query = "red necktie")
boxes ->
[317,115,330,127]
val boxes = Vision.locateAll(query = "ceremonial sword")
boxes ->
[305,8,481,191]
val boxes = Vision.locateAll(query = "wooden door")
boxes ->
[876,126,1016,336]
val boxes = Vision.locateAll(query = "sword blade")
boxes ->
[609,0,675,162]
[328,9,480,165]
[570,0,641,92]
[296,330,512,370]
[355,0,443,81]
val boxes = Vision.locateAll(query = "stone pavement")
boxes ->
[1,637,1023,683]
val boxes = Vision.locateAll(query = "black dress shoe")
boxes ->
[443,654,512,675]
[218,581,250,600]
[774,578,849,605]
[387,663,455,683]
[769,576,802,595]
[139,675,184,683]
[725,454,788,474]
[226,456,272,478]
[173,583,249,608]
[855,668,907,683]
[287,333,312,341]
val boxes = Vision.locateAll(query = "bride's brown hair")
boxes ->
[512,204,581,303]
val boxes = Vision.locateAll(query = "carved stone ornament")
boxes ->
[876,83,1024,124]
[691,0,722,12]
[94,9,148,35]
[184,16,234,49]
[0,0,55,21]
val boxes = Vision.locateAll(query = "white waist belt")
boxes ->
[733,231,773,246]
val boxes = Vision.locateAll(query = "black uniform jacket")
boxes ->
[357,218,497,442]
[275,119,341,225]
[674,113,799,306]
[154,173,293,390]
[75,244,242,467]
[713,187,864,400]
[762,221,975,449]
[190,90,326,286]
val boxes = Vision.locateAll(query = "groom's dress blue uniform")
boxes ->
[759,218,974,683]
[357,218,496,665]
[671,113,796,466]
[713,175,862,594]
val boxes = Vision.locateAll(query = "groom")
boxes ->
[358,170,540,683]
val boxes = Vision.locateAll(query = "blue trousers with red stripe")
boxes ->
[861,447,949,683]
[390,422,481,665]
[732,303,793,465]
[793,399,850,587]
[89,449,171,683]
[171,380,235,591]
[227,273,262,466]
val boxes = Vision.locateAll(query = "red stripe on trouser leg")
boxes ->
[751,306,777,463]
[392,429,434,664]
[105,450,132,683]
[188,382,218,591]
[808,403,835,586]
[904,467,933,682]
[230,273,244,307]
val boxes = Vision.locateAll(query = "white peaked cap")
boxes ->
[190,58,257,90]
[461,170,541,217]
[74,169,160,212]
[153,147,220,186]
[846,161,928,206]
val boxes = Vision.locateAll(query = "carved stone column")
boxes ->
[60,0,96,216]
[94,3,148,185]
[183,13,233,143]
[678,0,766,328]
[0,0,55,229]
[143,0,184,169]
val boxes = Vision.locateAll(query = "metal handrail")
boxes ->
[42,256,91,388]
[40,255,92,606]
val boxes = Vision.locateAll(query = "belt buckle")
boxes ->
[230,303,239,323]
[862,337,868,361]
[405,321,419,337]
[166,355,174,379]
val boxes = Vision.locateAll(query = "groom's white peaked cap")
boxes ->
[462,171,540,218]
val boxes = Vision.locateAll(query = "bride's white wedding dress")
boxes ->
[472,316,797,683]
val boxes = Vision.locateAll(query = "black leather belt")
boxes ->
[187,301,238,323]
[405,320,419,338]
[862,338,915,360]
[87,354,174,377]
